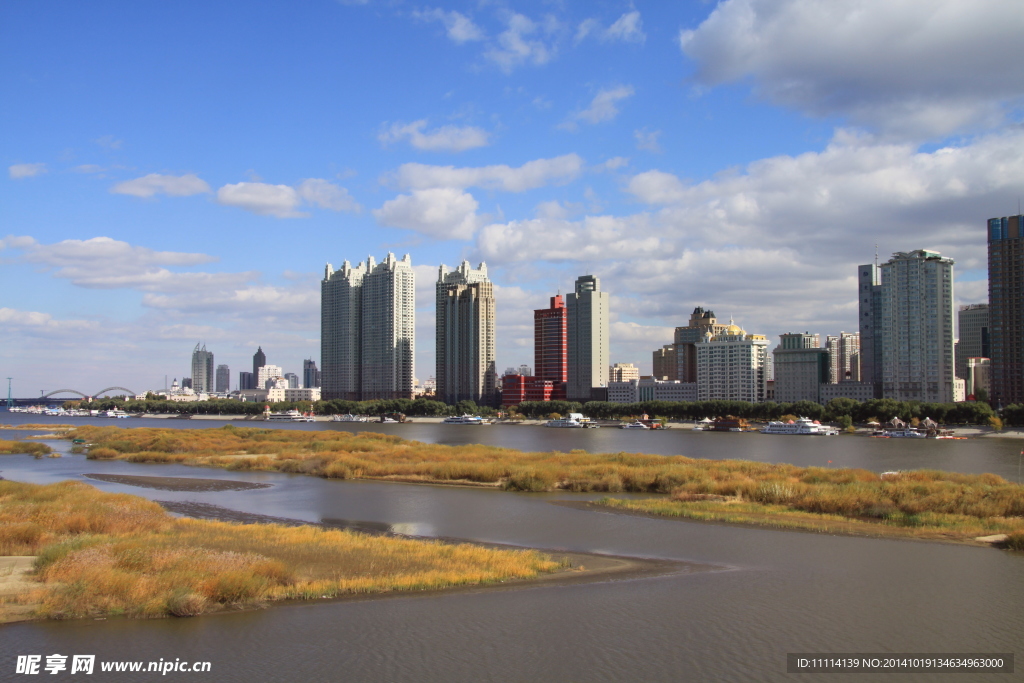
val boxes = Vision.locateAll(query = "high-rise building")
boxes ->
[674,307,729,383]
[257,364,283,390]
[253,346,266,378]
[825,332,860,383]
[215,364,230,393]
[302,359,321,389]
[773,333,829,403]
[566,275,609,401]
[879,250,956,402]
[609,363,640,383]
[436,261,496,405]
[321,253,416,401]
[988,214,1024,405]
[534,294,567,387]
[695,320,769,402]
[956,303,989,381]
[284,373,299,389]
[857,264,883,396]
[652,345,676,380]
[238,372,254,391]
[190,343,214,393]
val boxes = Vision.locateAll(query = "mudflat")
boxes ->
[84,473,271,492]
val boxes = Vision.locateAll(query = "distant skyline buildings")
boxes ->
[215,364,230,393]
[190,343,213,394]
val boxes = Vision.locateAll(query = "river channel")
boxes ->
[1,415,1022,682]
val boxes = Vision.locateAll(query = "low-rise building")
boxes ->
[818,382,877,404]
[608,377,698,403]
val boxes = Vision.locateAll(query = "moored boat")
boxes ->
[442,414,487,425]
[761,417,839,436]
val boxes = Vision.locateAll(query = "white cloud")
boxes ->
[598,157,629,172]
[379,120,490,152]
[476,214,664,263]
[111,173,211,198]
[72,164,105,174]
[142,285,319,320]
[0,308,99,334]
[8,163,47,179]
[604,11,645,44]
[561,85,634,131]
[373,188,481,240]
[414,8,485,43]
[216,179,359,217]
[96,135,123,150]
[296,178,361,212]
[574,18,599,44]
[679,0,1024,138]
[635,128,662,153]
[484,13,557,73]
[390,154,583,192]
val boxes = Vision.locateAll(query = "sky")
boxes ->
[2,0,1024,398]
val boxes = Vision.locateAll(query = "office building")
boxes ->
[652,345,676,380]
[566,275,610,401]
[695,320,769,402]
[190,343,214,393]
[215,364,230,393]
[966,357,991,399]
[321,253,416,401]
[879,250,956,402]
[284,373,299,389]
[989,214,1024,405]
[956,303,989,381]
[773,333,829,403]
[303,359,321,389]
[609,363,640,383]
[607,377,697,404]
[675,307,729,383]
[534,294,567,397]
[825,332,860,383]
[436,261,496,405]
[857,264,883,396]
[257,364,283,390]
[238,372,254,391]
[253,346,266,378]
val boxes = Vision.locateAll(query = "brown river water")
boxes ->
[1,414,1021,682]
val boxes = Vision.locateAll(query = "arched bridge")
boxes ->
[41,387,137,400]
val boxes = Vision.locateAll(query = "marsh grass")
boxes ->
[0,440,53,457]
[0,480,561,620]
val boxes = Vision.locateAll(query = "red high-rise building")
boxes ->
[534,295,567,400]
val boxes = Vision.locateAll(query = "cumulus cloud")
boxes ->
[8,163,47,179]
[679,0,1024,138]
[484,13,558,73]
[379,120,490,152]
[635,128,662,153]
[142,285,319,320]
[561,85,634,131]
[390,153,583,192]
[111,173,211,198]
[476,214,664,263]
[373,188,481,240]
[413,8,485,43]
[0,308,99,334]
[215,178,358,217]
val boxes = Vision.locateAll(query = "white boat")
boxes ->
[442,414,488,425]
[619,420,649,429]
[546,412,597,428]
[885,428,927,438]
[330,414,368,422]
[104,409,129,419]
[267,409,312,422]
[761,417,839,436]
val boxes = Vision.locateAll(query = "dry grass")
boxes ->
[0,440,54,457]
[67,425,1024,520]
[0,480,561,620]
[0,424,74,431]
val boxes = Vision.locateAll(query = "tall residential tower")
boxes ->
[988,215,1024,406]
[566,275,610,401]
[436,261,496,405]
[190,343,214,393]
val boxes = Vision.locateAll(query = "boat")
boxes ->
[103,409,129,419]
[708,416,751,432]
[692,417,713,431]
[885,428,927,438]
[619,420,649,429]
[546,413,597,428]
[267,409,311,422]
[761,417,839,436]
[442,414,488,425]
[330,414,368,422]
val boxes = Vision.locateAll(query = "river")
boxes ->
[1,414,1021,682]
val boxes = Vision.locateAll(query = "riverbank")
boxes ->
[0,480,568,622]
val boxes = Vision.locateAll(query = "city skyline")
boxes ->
[3,1,1020,394]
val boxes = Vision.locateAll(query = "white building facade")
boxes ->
[695,323,769,402]
[607,377,698,403]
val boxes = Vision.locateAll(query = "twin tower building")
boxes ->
[321,253,609,405]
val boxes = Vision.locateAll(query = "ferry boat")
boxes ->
[442,414,488,425]
[619,420,649,429]
[330,414,368,422]
[761,417,839,436]
[103,409,129,419]
[546,413,598,428]
[267,410,314,422]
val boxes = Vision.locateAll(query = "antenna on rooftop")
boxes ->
[874,243,879,267]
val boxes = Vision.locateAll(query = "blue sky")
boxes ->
[3,0,1023,396]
